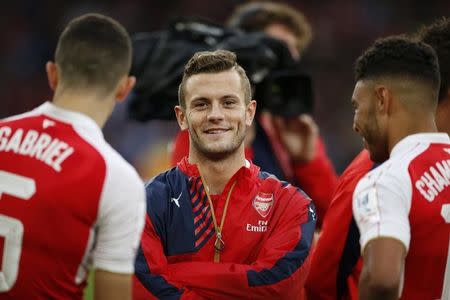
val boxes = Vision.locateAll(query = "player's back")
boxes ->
[354,134,450,300]
[1,103,117,299]
[403,139,450,300]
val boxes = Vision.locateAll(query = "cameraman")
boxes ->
[171,2,338,225]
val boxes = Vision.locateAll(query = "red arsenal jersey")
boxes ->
[0,102,146,299]
[353,133,450,300]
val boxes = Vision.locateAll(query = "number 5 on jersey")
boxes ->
[0,170,36,292]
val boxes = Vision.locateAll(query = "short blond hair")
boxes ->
[178,50,252,107]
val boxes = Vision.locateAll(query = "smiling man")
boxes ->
[133,50,316,299]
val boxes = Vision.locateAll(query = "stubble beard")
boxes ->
[365,119,389,163]
[190,127,246,161]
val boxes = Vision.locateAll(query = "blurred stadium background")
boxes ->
[2,0,448,179]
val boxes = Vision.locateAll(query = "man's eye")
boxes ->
[195,102,207,108]
[224,100,235,106]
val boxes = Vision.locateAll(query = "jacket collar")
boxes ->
[177,156,260,183]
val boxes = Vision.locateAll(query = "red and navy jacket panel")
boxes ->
[134,158,316,299]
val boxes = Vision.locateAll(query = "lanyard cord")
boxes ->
[199,171,237,263]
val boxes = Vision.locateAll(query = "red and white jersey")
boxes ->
[0,102,146,299]
[353,133,450,300]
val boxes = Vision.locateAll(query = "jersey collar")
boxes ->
[177,156,259,182]
[390,132,450,158]
[34,101,104,140]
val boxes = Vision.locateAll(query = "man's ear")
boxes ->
[175,105,188,130]
[374,85,392,115]
[245,100,257,126]
[46,61,58,91]
[115,76,136,102]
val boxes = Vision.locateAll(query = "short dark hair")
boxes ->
[55,13,132,93]
[227,2,312,55]
[416,17,450,102]
[355,36,440,93]
[178,50,251,107]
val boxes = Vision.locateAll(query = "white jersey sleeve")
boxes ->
[352,160,412,252]
[92,148,146,274]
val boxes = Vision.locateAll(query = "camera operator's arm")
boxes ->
[271,114,338,226]
[272,114,318,163]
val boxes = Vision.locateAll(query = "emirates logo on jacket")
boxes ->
[253,192,274,218]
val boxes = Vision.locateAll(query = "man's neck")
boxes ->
[52,88,114,129]
[190,148,246,195]
[388,112,438,154]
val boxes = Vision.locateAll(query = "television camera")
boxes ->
[127,17,314,121]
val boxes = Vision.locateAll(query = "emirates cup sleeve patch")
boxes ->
[355,187,380,224]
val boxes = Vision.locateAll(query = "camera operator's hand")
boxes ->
[270,112,319,163]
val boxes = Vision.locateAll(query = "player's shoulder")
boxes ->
[1,109,39,124]
[353,143,428,203]
[355,158,406,194]
[257,170,290,189]
[146,166,181,185]
[144,166,185,198]
[257,171,316,224]
[360,140,433,189]
[257,170,311,204]
[102,143,143,187]
[143,166,190,217]
[97,143,145,216]
[0,108,48,134]
[1,102,65,125]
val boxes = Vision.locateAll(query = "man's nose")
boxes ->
[207,102,225,121]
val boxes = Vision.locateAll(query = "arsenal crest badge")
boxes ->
[253,192,274,218]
